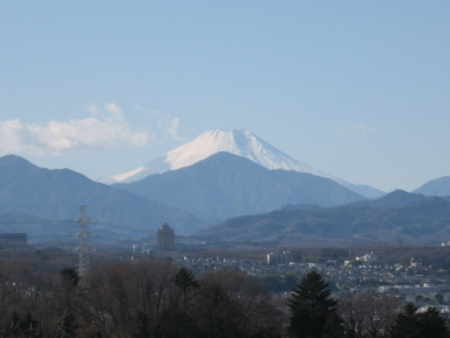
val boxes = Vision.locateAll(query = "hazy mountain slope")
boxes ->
[0,155,200,234]
[117,152,364,223]
[414,176,450,197]
[337,181,385,199]
[198,191,450,244]
[0,212,78,243]
[0,212,151,244]
[352,190,432,209]
[106,129,383,198]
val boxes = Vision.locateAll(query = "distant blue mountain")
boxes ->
[117,152,365,223]
[0,155,201,235]
[106,128,384,199]
[414,176,450,197]
[337,181,385,199]
[197,190,450,245]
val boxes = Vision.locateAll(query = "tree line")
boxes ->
[0,257,448,337]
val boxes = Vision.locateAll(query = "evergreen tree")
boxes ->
[288,271,344,338]
[57,311,78,338]
[4,312,42,338]
[390,303,449,338]
[389,304,420,338]
[19,313,42,338]
[418,307,449,338]
[175,267,199,293]
[60,267,80,289]
[133,311,152,338]
[175,267,199,310]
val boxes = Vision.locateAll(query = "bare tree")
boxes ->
[338,292,402,338]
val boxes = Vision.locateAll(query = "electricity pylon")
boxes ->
[77,205,92,279]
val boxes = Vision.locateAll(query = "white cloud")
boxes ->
[104,103,125,121]
[105,103,122,114]
[86,104,100,116]
[167,117,184,141]
[0,105,151,156]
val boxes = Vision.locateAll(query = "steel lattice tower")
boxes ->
[77,205,92,279]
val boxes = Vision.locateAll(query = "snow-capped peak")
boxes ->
[111,167,147,183]
[106,129,322,184]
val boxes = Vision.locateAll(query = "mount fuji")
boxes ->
[106,129,383,198]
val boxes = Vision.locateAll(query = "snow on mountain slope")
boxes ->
[107,129,322,184]
[111,166,147,182]
[104,129,384,198]
[168,129,320,173]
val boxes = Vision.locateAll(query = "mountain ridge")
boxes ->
[414,176,450,197]
[0,154,201,235]
[107,129,319,183]
[197,190,450,245]
[105,129,384,198]
[116,152,365,223]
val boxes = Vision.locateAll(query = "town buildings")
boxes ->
[157,223,175,250]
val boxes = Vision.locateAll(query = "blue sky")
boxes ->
[1,1,449,191]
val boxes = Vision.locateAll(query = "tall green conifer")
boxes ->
[390,304,449,338]
[288,271,344,338]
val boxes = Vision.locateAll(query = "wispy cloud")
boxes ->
[167,117,184,141]
[104,103,125,121]
[0,103,151,156]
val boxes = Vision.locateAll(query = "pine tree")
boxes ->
[133,311,152,338]
[57,311,78,338]
[175,268,199,310]
[175,268,199,293]
[4,312,42,338]
[418,307,449,338]
[390,304,449,338]
[60,268,80,288]
[19,313,42,338]
[288,271,343,338]
[389,304,420,338]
